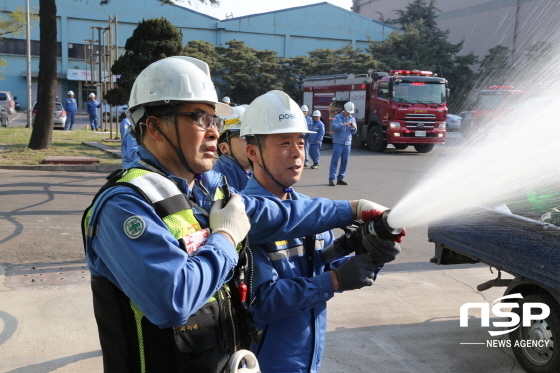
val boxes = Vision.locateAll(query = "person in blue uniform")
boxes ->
[119,114,138,167]
[329,101,357,186]
[213,105,252,191]
[87,92,101,131]
[240,90,403,373]
[64,90,77,130]
[82,57,387,373]
[308,110,325,169]
[301,104,313,167]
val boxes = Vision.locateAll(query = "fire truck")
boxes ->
[301,69,448,153]
[461,86,527,137]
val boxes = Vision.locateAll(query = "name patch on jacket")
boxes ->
[181,228,211,256]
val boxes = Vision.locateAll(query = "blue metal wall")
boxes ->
[0,0,394,109]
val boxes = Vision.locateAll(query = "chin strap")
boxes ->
[149,105,202,181]
[254,136,293,193]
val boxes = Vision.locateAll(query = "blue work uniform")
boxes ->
[84,146,355,372]
[304,115,313,165]
[308,119,325,166]
[64,97,77,130]
[242,177,378,373]
[119,117,138,168]
[329,112,357,182]
[87,99,101,130]
[213,154,251,191]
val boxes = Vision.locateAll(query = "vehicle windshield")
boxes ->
[475,91,526,110]
[392,82,446,104]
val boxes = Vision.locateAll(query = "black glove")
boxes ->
[362,235,401,266]
[333,254,377,291]
[323,222,365,263]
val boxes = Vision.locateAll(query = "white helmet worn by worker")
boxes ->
[312,110,321,117]
[126,56,232,130]
[68,91,74,96]
[344,101,355,113]
[223,96,231,104]
[89,93,96,98]
[240,90,315,137]
[300,105,308,112]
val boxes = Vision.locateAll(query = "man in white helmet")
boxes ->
[64,91,77,130]
[300,104,312,167]
[87,92,101,131]
[240,90,403,373]
[222,96,231,105]
[82,57,391,373]
[329,101,357,186]
[213,105,252,191]
[308,110,325,169]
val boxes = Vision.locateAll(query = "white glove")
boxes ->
[356,199,388,221]
[210,194,250,247]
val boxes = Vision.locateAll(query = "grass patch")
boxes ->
[0,128,122,165]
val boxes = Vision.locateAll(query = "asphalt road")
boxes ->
[0,135,527,372]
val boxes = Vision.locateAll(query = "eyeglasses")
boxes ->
[165,111,224,132]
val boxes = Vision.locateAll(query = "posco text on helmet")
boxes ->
[127,56,232,124]
[344,101,355,113]
[240,90,315,137]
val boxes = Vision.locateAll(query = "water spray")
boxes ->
[367,209,403,240]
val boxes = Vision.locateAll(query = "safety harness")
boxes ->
[82,167,258,372]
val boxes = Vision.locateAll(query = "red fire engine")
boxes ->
[302,69,448,153]
[461,86,527,137]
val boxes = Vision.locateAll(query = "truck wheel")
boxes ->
[414,144,434,153]
[510,294,560,373]
[366,126,387,152]
[393,144,408,150]
[351,133,365,149]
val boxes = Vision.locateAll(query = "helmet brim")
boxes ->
[215,102,233,116]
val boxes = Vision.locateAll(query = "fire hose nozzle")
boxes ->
[368,209,403,240]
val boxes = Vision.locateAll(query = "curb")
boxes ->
[0,164,120,172]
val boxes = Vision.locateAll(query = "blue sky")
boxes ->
[178,0,354,19]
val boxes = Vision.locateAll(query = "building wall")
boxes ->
[0,0,394,110]
[352,0,560,62]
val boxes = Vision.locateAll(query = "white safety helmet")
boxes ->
[89,93,96,98]
[68,91,74,96]
[331,97,337,101]
[300,105,309,112]
[240,90,315,137]
[312,110,321,117]
[223,96,231,104]
[344,101,355,113]
[126,56,232,128]
[221,105,246,132]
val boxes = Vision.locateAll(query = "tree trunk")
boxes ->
[28,0,57,150]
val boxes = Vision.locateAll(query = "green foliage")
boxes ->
[184,40,219,74]
[106,18,184,105]
[214,40,283,104]
[0,7,39,38]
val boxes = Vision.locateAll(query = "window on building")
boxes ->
[378,81,389,99]
[0,39,62,57]
[68,43,86,59]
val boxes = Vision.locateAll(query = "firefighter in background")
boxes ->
[301,104,312,167]
[64,91,77,130]
[329,101,357,186]
[328,97,341,134]
[239,90,402,373]
[308,109,325,169]
[83,56,384,373]
[223,96,231,105]
[213,105,252,191]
